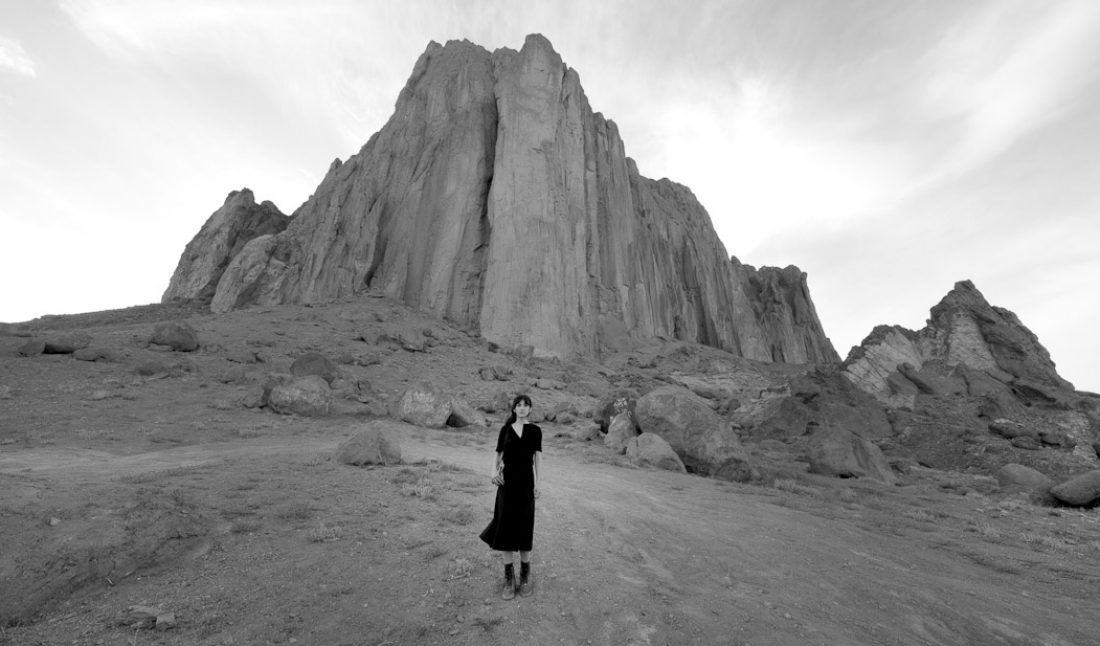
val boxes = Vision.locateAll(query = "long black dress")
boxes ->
[479,422,542,551]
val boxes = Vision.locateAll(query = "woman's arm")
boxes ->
[491,452,504,486]
[533,451,541,498]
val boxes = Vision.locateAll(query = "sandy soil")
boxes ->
[2,302,1100,645]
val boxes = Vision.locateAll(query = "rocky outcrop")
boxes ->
[164,35,837,364]
[163,189,289,303]
[843,281,1073,406]
[634,385,744,475]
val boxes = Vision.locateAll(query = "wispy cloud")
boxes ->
[0,35,35,77]
[918,0,1100,183]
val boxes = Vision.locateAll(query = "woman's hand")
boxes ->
[534,485,541,499]
[491,473,505,487]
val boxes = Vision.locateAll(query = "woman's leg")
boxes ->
[500,551,517,599]
[518,551,533,596]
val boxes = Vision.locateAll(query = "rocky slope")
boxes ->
[164,34,836,364]
[840,280,1098,476]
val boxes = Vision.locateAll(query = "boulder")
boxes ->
[1049,470,1100,506]
[149,321,199,352]
[446,398,487,428]
[335,424,402,466]
[388,383,452,428]
[1011,436,1041,451]
[43,332,92,354]
[1038,429,1076,449]
[73,347,118,362]
[267,375,333,417]
[713,456,757,483]
[988,419,1037,440]
[625,433,686,472]
[290,351,340,385]
[995,464,1051,493]
[604,414,638,454]
[16,340,45,356]
[598,390,638,433]
[805,427,896,485]
[635,385,743,475]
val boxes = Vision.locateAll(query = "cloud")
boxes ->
[917,0,1100,184]
[0,35,35,77]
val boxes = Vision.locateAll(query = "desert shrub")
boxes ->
[307,522,342,543]
[402,477,435,500]
[274,502,314,522]
[442,506,476,525]
[446,557,473,580]
[230,519,262,534]
[967,520,1003,541]
[902,509,935,522]
[773,478,818,496]
[391,467,423,485]
[837,487,858,504]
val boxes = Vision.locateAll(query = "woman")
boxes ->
[479,394,542,599]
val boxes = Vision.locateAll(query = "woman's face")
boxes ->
[513,400,531,417]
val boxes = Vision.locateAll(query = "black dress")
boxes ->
[479,423,542,551]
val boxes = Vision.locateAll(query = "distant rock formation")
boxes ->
[163,189,288,303]
[843,280,1074,407]
[164,34,837,363]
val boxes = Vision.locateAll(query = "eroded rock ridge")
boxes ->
[164,34,837,363]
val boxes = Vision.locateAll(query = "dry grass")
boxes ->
[307,522,342,543]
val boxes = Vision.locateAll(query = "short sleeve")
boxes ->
[495,425,507,453]
[533,425,542,453]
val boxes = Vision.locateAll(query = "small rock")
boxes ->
[16,339,45,357]
[149,321,199,352]
[44,332,92,354]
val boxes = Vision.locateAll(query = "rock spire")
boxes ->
[164,34,838,363]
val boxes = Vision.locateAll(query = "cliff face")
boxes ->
[164,34,837,363]
[843,280,1074,407]
[162,189,289,304]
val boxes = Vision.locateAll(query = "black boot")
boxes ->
[518,561,533,597]
[501,563,515,600]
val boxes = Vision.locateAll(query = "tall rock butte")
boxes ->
[164,34,838,363]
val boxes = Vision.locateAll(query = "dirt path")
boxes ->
[3,431,1098,645]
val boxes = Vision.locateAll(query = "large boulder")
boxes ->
[334,424,402,466]
[806,427,896,485]
[290,351,340,385]
[625,433,686,472]
[604,414,638,454]
[634,385,743,475]
[995,464,1051,493]
[267,375,333,417]
[149,321,199,352]
[43,332,92,354]
[735,368,892,443]
[388,383,452,428]
[1049,470,1100,506]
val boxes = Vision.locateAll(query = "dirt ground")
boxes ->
[2,301,1100,646]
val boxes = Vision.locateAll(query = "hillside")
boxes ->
[2,298,1099,645]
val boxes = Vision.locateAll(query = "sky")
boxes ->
[1,0,1098,392]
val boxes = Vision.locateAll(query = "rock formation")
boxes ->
[843,280,1073,407]
[164,34,837,364]
[163,189,288,304]
[841,280,1098,475]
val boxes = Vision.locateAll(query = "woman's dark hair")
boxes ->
[505,394,533,425]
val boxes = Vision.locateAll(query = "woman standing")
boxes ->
[479,394,542,599]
